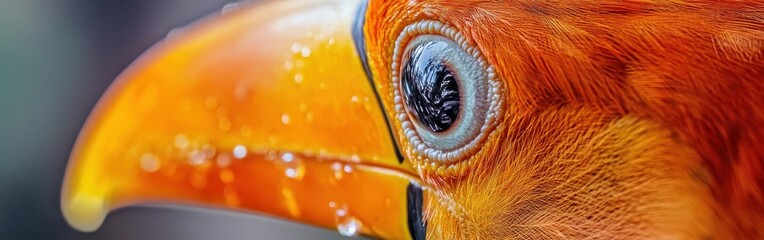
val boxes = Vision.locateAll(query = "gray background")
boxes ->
[0,0,358,239]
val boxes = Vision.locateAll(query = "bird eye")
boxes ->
[401,41,461,133]
[392,21,503,166]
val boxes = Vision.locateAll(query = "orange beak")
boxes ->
[61,0,421,239]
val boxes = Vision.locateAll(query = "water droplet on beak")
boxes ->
[140,153,160,172]
[279,152,305,180]
[232,145,248,159]
[334,205,363,237]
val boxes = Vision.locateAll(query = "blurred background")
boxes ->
[0,0,355,239]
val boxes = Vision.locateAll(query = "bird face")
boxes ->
[362,2,718,238]
[62,0,763,239]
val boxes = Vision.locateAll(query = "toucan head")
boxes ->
[63,0,751,238]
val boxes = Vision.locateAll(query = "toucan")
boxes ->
[61,0,764,239]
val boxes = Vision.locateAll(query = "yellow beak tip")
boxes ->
[62,194,108,232]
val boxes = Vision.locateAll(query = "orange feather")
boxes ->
[365,1,763,238]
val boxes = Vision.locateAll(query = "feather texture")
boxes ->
[365,1,764,238]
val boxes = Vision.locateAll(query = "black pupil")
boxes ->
[401,41,460,132]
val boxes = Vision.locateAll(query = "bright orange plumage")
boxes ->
[60,0,763,239]
[365,1,763,238]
